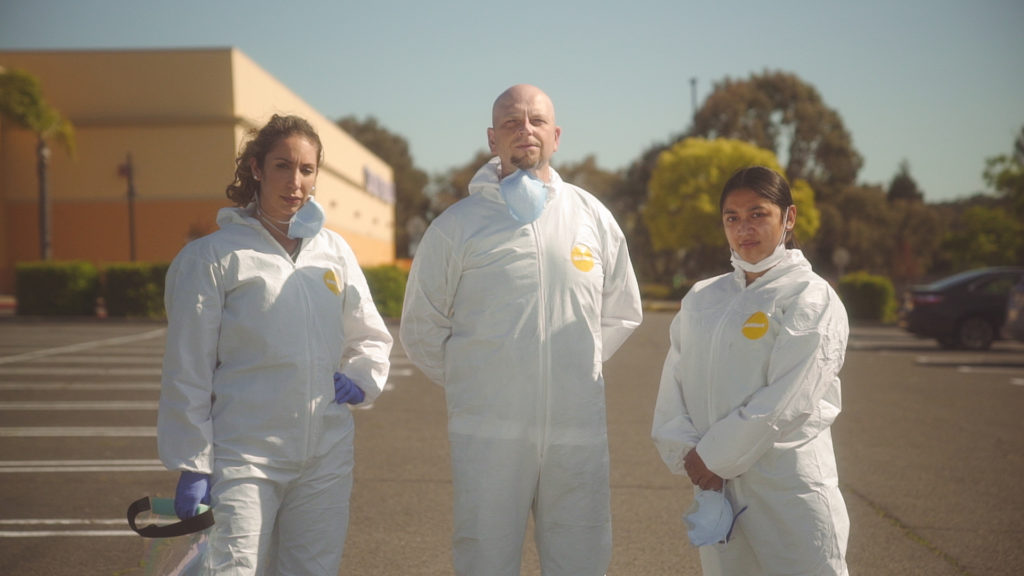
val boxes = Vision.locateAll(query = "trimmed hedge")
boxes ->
[838,271,897,323]
[103,262,171,319]
[15,261,100,316]
[362,265,408,319]
[13,261,410,321]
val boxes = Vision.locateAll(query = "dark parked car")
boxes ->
[899,266,1024,350]
[1004,277,1024,342]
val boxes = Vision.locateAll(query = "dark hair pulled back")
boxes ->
[720,165,797,247]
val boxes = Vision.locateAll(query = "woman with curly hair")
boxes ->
[158,114,392,575]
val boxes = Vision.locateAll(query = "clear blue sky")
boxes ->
[2,0,1021,202]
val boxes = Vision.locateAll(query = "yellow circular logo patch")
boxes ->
[741,311,770,340]
[571,244,595,272]
[323,270,341,295]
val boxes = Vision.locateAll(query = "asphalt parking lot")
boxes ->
[0,313,1022,575]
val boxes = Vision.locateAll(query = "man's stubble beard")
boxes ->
[510,150,542,172]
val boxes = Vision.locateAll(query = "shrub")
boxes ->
[640,283,673,301]
[103,262,171,319]
[15,261,100,316]
[838,271,897,323]
[362,265,408,319]
[641,281,694,302]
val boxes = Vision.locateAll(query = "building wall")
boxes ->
[0,48,395,294]
[229,50,395,261]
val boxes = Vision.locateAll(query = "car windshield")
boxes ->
[923,269,993,291]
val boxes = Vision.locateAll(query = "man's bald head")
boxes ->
[491,84,556,127]
[488,84,561,180]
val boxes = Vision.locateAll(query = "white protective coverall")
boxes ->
[652,250,849,576]
[400,157,642,576]
[158,205,392,575]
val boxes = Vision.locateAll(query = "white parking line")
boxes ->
[0,530,136,537]
[0,328,166,365]
[0,518,141,539]
[0,459,162,467]
[0,518,127,525]
[0,461,165,471]
[0,427,156,437]
[0,367,162,375]
[20,356,164,365]
[0,401,159,410]
[0,459,166,473]
[955,366,1024,375]
[0,382,160,391]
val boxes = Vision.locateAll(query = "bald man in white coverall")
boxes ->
[400,85,642,576]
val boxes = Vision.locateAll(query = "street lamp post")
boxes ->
[37,138,52,260]
[118,153,137,261]
[690,77,697,121]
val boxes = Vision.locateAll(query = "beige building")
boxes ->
[0,48,395,294]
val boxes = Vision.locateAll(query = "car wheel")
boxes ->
[957,316,994,350]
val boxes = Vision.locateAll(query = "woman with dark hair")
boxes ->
[158,114,392,574]
[652,166,850,574]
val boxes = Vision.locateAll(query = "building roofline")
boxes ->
[0,46,237,56]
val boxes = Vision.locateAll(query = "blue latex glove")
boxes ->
[334,372,365,405]
[174,470,211,520]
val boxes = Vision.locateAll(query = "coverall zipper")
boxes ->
[707,289,741,426]
[264,227,316,462]
[533,220,550,462]
[299,261,317,461]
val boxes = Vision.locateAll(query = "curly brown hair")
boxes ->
[225,114,324,206]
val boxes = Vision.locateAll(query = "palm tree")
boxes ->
[0,67,75,260]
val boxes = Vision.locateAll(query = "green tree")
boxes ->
[608,143,667,284]
[939,205,1022,268]
[883,160,940,286]
[426,150,492,216]
[0,67,75,260]
[888,198,942,287]
[983,125,1024,218]
[614,70,860,284]
[644,138,818,277]
[812,202,846,278]
[691,70,862,201]
[336,115,429,259]
[830,185,893,275]
[556,155,623,203]
[887,159,924,202]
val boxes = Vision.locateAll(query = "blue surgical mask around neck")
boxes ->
[285,196,325,238]
[499,169,549,224]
